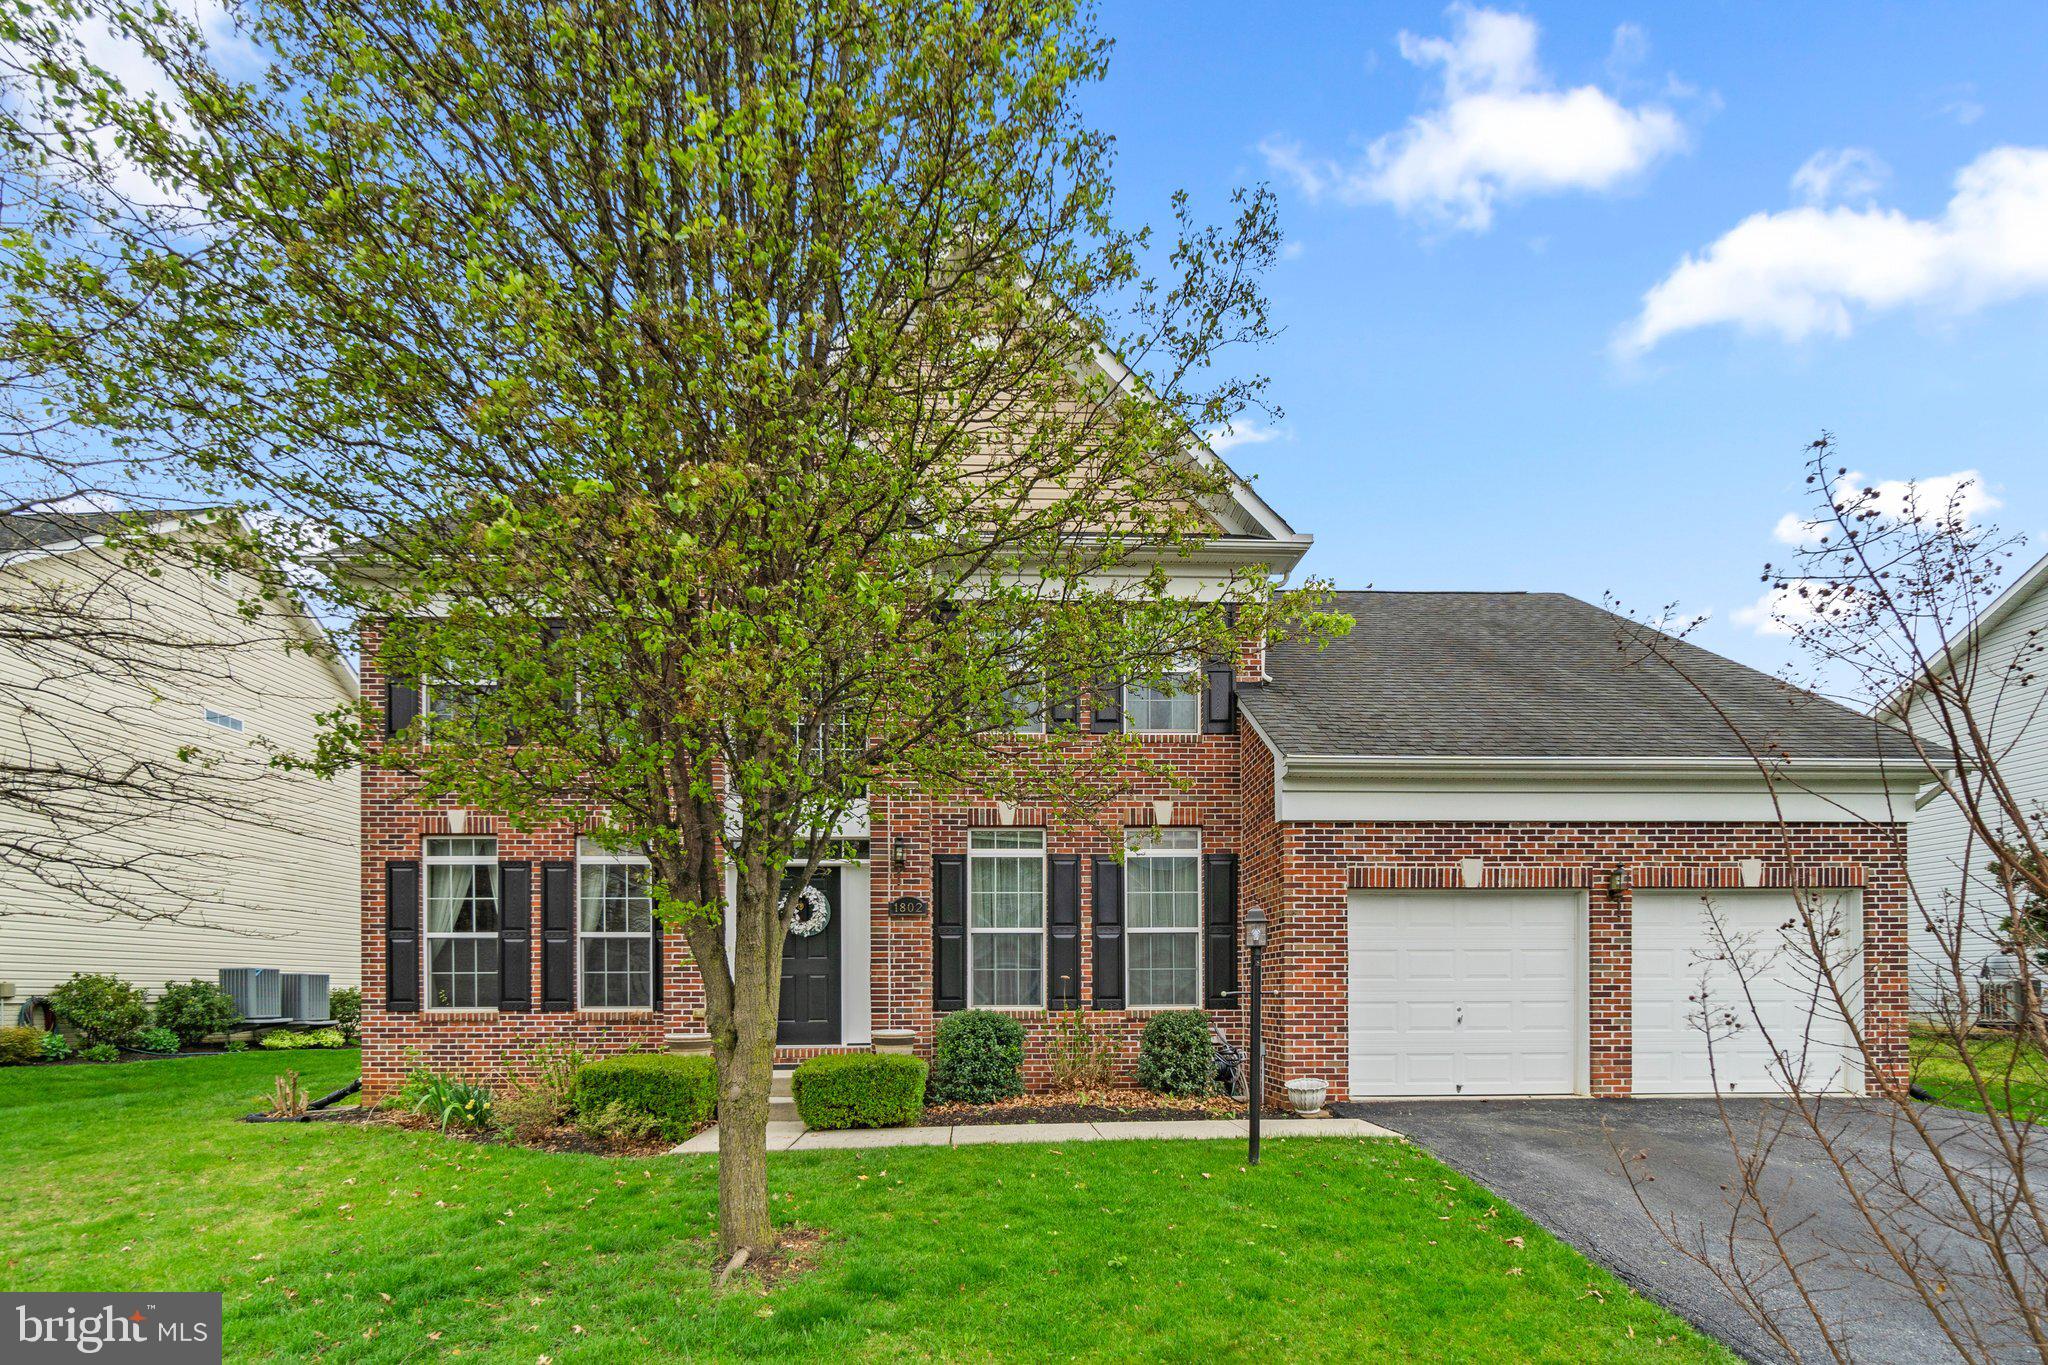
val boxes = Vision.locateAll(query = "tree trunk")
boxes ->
[696,851,786,1263]
[712,1013,778,1260]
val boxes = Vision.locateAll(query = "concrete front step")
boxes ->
[769,1095,800,1122]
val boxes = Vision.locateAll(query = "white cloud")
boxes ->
[10,0,250,206]
[1733,582,1827,636]
[1259,5,1686,232]
[1204,421,1285,456]
[1772,470,2001,546]
[1619,146,2048,355]
[1791,147,1889,206]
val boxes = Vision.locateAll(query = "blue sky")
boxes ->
[1087,1,2048,683]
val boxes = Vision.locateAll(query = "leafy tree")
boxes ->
[10,0,1342,1257]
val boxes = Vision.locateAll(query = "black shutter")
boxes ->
[1048,855,1081,1009]
[543,619,575,717]
[540,860,575,1012]
[1091,855,1125,1010]
[386,675,420,736]
[1202,654,1235,734]
[385,859,420,1013]
[649,917,664,1011]
[1089,676,1123,733]
[1203,852,1240,1010]
[1048,693,1080,730]
[497,861,533,1011]
[933,853,967,1012]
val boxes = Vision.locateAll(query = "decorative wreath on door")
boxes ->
[790,884,832,937]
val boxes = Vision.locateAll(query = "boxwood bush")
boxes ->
[0,1027,47,1065]
[572,1053,717,1140]
[929,1009,1025,1104]
[792,1053,927,1130]
[1137,1010,1215,1097]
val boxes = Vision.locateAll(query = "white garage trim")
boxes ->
[1632,889,1864,1097]
[1346,890,1587,1098]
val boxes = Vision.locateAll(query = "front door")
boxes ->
[778,867,842,1045]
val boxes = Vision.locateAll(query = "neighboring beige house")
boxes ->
[0,510,360,1013]
[1892,547,2048,1015]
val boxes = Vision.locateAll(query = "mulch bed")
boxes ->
[926,1088,1246,1126]
[240,1106,376,1125]
[367,1106,684,1157]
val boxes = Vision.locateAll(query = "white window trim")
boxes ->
[577,842,656,1012]
[1123,656,1203,736]
[967,829,1048,1011]
[423,835,499,1012]
[1125,829,1204,1011]
[201,705,245,733]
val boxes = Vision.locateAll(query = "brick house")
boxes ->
[358,465,1922,1104]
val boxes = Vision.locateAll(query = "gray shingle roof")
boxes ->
[1241,591,1922,762]
[0,509,138,553]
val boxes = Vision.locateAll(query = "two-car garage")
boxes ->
[1345,889,1865,1099]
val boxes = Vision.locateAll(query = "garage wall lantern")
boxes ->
[1607,864,1632,896]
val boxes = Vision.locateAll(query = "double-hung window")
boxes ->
[1126,828,1202,1007]
[579,839,654,1009]
[424,677,495,734]
[425,836,499,1008]
[968,829,1045,1007]
[1124,655,1201,734]
[1001,626,1046,735]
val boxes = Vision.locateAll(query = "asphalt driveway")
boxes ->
[1336,1097,2039,1363]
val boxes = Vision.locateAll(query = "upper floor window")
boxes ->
[1124,656,1201,735]
[424,677,496,732]
[578,838,654,1009]
[202,706,245,733]
[1126,828,1201,1008]
[425,836,498,1008]
[968,828,1045,1008]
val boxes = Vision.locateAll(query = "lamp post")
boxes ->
[1244,904,1268,1167]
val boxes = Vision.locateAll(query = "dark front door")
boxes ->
[778,867,841,1045]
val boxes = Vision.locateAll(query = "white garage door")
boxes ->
[1632,890,1864,1096]
[1347,891,1581,1097]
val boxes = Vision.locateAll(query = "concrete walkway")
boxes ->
[672,1114,1397,1154]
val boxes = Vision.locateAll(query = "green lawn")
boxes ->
[0,1051,1729,1362]
[1912,1029,2048,1121]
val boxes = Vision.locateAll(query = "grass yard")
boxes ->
[0,1052,1731,1362]
[1912,1028,2048,1121]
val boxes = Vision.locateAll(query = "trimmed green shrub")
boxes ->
[40,1031,72,1061]
[80,1042,121,1063]
[126,1026,181,1054]
[929,1009,1025,1104]
[1137,1010,1216,1097]
[0,1027,47,1065]
[330,987,363,1042]
[259,1026,348,1050]
[572,1053,717,1141]
[48,973,149,1047]
[153,979,241,1046]
[792,1053,927,1130]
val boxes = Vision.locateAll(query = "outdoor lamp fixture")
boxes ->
[1244,905,1269,1167]
[1607,864,1631,897]
[891,836,910,874]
